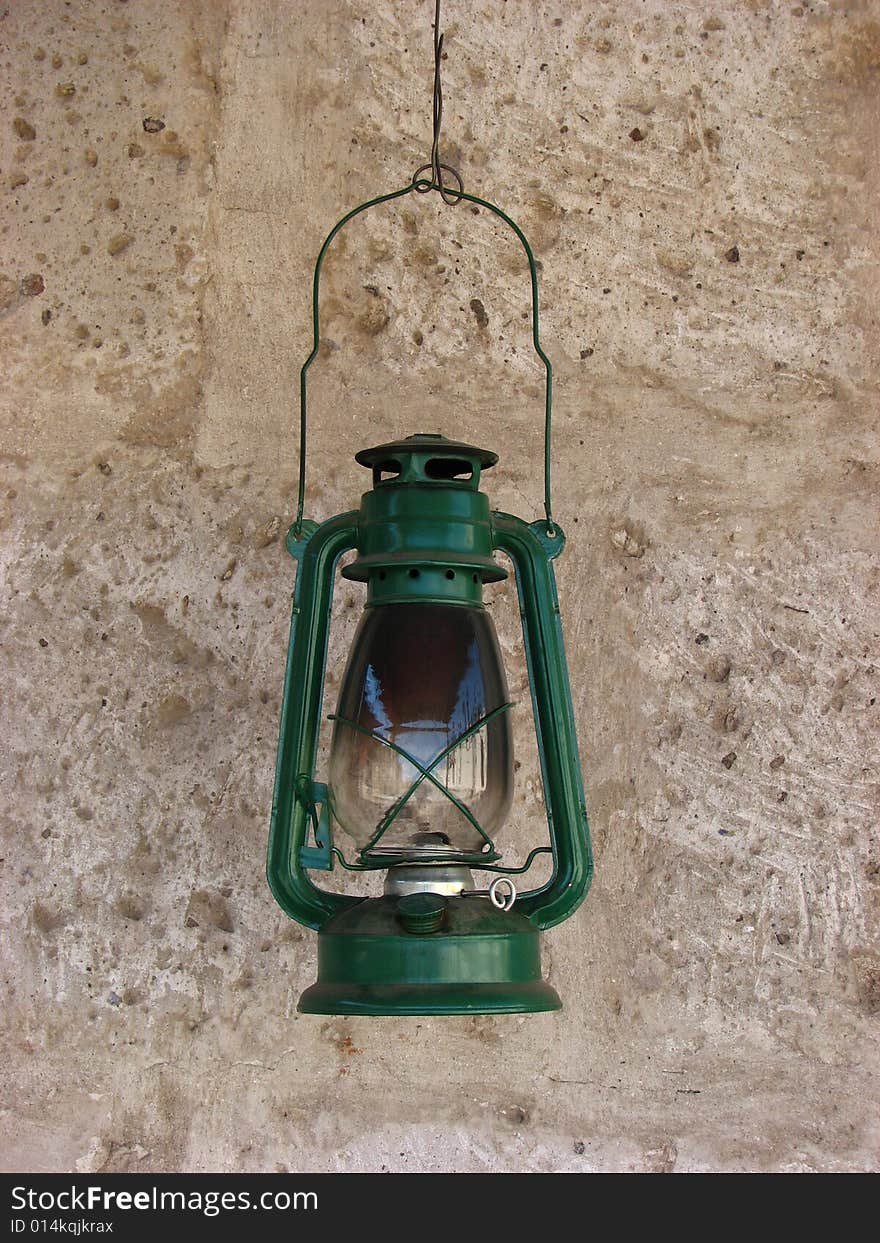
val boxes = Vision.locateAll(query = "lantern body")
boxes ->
[266,434,593,1015]
[329,602,513,858]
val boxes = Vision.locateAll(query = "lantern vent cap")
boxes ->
[355,433,498,488]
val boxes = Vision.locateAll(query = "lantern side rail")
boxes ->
[296,175,555,538]
[267,513,364,930]
[491,513,594,930]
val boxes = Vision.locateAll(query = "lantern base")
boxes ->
[297,894,561,1016]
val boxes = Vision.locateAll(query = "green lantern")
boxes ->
[266,172,593,1016]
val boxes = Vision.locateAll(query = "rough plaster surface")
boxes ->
[1,0,878,1172]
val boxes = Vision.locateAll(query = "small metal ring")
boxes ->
[489,877,517,911]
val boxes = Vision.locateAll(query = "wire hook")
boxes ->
[413,0,463,205]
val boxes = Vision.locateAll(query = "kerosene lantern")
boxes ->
[266,4,593,1015]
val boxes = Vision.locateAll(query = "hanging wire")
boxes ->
[412,0,463,205]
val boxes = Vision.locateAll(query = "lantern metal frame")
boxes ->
[266,176,594,1013]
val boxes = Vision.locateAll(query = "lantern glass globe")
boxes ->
[328,601,513,856]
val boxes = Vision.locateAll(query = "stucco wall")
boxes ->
[2,0,878,1172]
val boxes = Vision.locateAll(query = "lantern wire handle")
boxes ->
[295,177,556,537]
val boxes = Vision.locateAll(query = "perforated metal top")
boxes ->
[354,433,498,471]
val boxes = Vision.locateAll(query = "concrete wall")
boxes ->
[2,0,878,1172]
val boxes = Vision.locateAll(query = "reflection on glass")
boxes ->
[328,603,513,855]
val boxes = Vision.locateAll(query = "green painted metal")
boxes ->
[267,512,362,931]
[490,513,594,930]
[297,780,334,871]
[297,895,561,1016]
[395,892,448,935]
[343,434,507,608]
[362,561,487,607]
[355,431,498,476]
